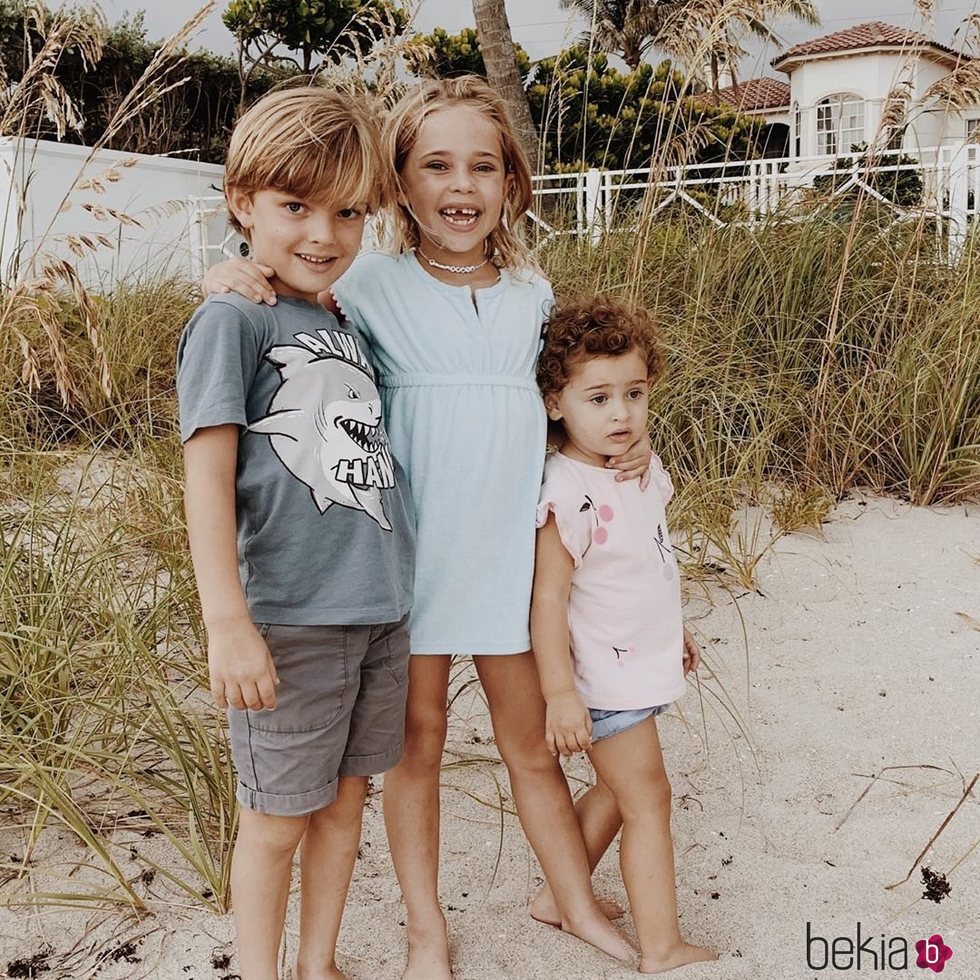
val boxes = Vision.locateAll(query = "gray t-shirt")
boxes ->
[177,293,414,626]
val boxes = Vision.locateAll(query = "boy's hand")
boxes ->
[208,617,279,711]
[682,627,701,675]
[203,258,277,306]
[607,431,652,488]
[545,690,593,757]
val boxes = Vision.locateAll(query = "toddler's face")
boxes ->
[546,349,650,466]
[227,187,367,304]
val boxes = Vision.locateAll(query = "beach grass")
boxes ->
[2,212,976,911]
[1,0,977,924]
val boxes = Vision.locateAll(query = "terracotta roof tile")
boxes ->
[712,77,791,112]
[773,21,967,69]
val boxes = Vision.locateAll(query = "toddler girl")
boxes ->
[532,296,718,974]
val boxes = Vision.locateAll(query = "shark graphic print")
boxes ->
[248,331,396,530]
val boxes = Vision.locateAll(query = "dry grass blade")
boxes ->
[885,774,979,890]
[39,258,112,399]
[922,53,980,113]
[875,81,914,150]
[0,3,107,138]
[954,611,980,631]
[914,0,935,25]
[833,764,954,832]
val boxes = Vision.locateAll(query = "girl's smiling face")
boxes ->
[398,105,512,268]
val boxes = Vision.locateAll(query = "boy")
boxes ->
[177,87,414,980]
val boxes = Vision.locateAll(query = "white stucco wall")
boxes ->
[783,51,969,157]
[0,137,228,289]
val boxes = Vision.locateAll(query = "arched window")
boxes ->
[816,93,865,156]
[792,101,801,158]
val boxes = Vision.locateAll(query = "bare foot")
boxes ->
[529,886,625,927]
[639,942,717,974]
[561,906,634,963]
[403,917,452,980]
[295,961,347,980]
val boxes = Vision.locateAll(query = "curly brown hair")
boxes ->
[537,296,663,444]
[538,295,663,395]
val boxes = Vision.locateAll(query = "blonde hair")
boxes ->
[382,76,534,270]
[224,85,389,238]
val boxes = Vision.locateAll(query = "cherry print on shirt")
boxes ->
[581,494,614,545]
[613,644,636,667]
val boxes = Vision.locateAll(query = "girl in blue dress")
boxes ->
[204,77,651,979]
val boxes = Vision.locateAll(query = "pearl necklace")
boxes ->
[417,248,490,275]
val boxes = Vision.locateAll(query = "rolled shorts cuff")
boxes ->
[589,703,670,742]
[338,741,404,777]
[236,776,338,817]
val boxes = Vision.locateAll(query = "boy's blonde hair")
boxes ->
[383,76,534,270]
[224,85,388,238]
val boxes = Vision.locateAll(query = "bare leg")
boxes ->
[530,776,625,926]
[295,777,369,980]
[476,653,632,963]
[231,808,309,980]
[382,655,453,980]
[588,719,717,974]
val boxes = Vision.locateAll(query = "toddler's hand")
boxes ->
[203,258,277,306]
[545,690,592,757]
[682,627,701,675]
[607,432,652,488]
[208,617,279,711]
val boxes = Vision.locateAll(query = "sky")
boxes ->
[97,0,980,79]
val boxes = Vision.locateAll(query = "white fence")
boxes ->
[527,144,980,255]
[184,143,980,273]
[3,137,975,288]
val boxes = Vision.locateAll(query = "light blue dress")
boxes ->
[333,250,552,654]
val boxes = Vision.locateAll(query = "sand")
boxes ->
[1,495,977,979]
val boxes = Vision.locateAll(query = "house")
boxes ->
[716,21,977,159]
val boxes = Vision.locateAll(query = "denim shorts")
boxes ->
[228,616,409,816]
[589,703,671,742]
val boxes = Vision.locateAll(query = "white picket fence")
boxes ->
[528,143,980,252]
[188,142,980,273]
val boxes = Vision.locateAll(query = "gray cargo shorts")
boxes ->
[228,615,409,816]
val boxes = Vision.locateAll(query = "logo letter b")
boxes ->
[807,923,829,970]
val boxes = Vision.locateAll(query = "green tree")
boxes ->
[558,0,664,70]
[531,45,762,171]
[403,30,760,172]
[404,26,530,82]
[0,3,281,162]
[222,0,408,77]
[559,0,819,89]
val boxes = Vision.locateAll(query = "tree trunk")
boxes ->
[472,0,539,171]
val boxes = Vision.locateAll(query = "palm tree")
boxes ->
[558,0,666,70]
[560,0,820,89]
[472,0,540,169]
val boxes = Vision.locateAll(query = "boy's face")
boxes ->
[546,349,650,467]
[227,187,367,304]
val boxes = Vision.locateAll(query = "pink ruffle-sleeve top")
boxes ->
[536,451,687,710]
